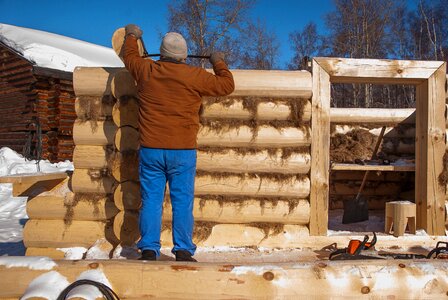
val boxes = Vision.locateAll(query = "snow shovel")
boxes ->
[342,126,386,224]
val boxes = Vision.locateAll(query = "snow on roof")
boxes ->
[0,23,123,72]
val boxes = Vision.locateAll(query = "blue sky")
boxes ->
[0,0,334,68]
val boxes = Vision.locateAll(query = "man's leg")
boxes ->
[166,149,197,256]
[137,147,166,257]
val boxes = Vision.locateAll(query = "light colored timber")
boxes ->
[2,259,448,300]
[330,107,416,124]
[74,67,313,99]
[115,126,140,152]
[26,195,119,221]
[198,125,311,148]
[165,198,310,224]
[314,57,445,84]
[197,150,310,174]
[331,171,412,182]
[310,59,330,236]
[194,175,310,198]
[0,172,68,197]
[73,145,109,169]
[73,67,122,97]
[71,169,115,194]
[74,96,114,120]
[111,69,139,99]
[73,119,117,146]
[113,211,140,246]
[332,125,417,138]
[331,163,415,172]
[25,247,66,259]
[114,181,141,211]
[23,219,116,248]
[111,27,145,62]
[73,146,311,174]
[415,64,446,235]
[112,97,139,128]
[203,99,311,121]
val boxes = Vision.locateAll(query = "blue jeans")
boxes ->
[137,147,197,257]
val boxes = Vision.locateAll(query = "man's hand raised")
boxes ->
[125,24,143,39]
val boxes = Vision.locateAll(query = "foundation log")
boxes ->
[23,220,115,248]
[26,195,119,221]
[71,169,115,194]
[194,175,310,198]
[73,119,117,146]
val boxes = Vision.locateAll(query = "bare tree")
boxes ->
[288,22,322,70]
[167,0,255,67]
[238,19,280,69]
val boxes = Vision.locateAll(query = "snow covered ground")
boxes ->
[0,23,123,72]
[0,147,73,256]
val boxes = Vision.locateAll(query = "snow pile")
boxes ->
[0,147,73,176]
[0,256,56,270]
[21,271,70,300]
[0,23,123,72]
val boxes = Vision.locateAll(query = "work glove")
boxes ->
[125,24,143,39]
[209,52,225,65]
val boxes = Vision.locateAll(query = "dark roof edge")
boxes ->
[32,66,73,81]
[0,40,34,65]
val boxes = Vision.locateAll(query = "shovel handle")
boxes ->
[143,53,210,59]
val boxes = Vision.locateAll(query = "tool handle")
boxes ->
[143,53,210,59]
[355,126,387,199]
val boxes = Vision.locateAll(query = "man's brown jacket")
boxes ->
[123,36,235,149]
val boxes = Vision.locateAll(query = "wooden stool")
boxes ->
[385,201,416,237]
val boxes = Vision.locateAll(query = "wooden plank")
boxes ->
[331,163,415,172]
[0,172,68,197]
[309,59,330,236]
[415,64,447,235]
[1,259,447,299]
[315,57,444,84]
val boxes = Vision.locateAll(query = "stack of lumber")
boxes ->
[66,67,314,250]
[0,44,77,162]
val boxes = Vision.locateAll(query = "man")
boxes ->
[123,24,234,261]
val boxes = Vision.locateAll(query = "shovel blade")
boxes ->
[342,196,369,224]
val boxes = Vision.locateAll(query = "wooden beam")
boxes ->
[0,172,67,197]
[309,59,330,236]
[415,64,447,235]
[331,163,415,172]
[314,57,444,84]
[1,259,448,299]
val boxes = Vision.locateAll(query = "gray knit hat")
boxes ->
[160,32,188,60]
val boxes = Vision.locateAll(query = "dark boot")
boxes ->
[175,250,197,262]
[139,250,157,261]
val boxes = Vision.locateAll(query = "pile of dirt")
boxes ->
[330,129,378,163]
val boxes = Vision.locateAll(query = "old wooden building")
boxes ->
[0,42,76,162]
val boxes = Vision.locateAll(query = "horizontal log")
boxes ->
[73,119,117,146]
[24,247,66,259]
[73,67,121,96]
[114,181,141,210]
[73,146,310,174]
[23,220,117,248]
[197,149,310,174]
[73,145,109,169]
[195,175,310,198]
[330,182,401,196]
[3,259,448,299]
[115,126,140,152]
[332,125,416,138]
[112,97,139,128]
[198,126,311,148]
[74,96,114,120]
[74,67,312,99]
[111,69,138,99]
[71,169,115,194]
[331,171,413,182]
[203,99,311,121]
[26,195,119,221]
[167,198,310,224]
